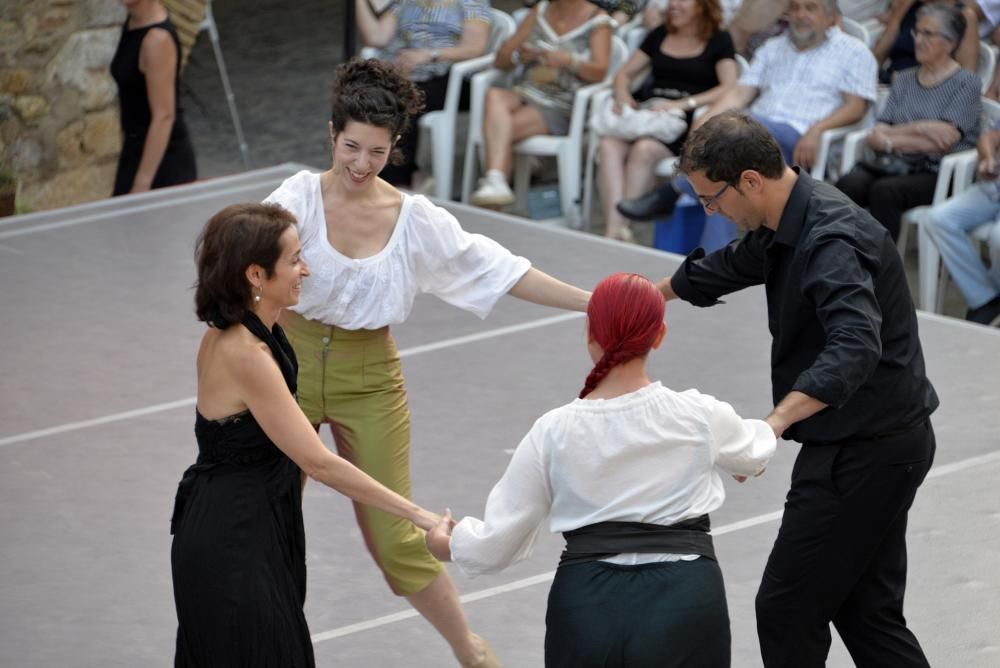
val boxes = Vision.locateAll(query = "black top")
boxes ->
[635,27,735,102]
[883,0,922,82]
[109,16,196,195]
[670,170,939,444]
[171,313,314,666]
[110,18,187,139]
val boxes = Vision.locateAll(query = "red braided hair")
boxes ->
[579,273,666,399]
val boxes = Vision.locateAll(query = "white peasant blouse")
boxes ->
[449,382,777,577]
[264,170,531,329]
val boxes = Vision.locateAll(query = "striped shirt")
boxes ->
[741,27,878,135]
[879,66,982,160]
[380,0,492,81]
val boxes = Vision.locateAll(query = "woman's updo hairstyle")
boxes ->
[194,202,296,329]
[330,58,426,166]
[579,273,666,399]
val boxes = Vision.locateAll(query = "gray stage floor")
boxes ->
[1,166,998,667]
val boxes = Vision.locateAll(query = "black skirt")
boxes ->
[544,557,731,667]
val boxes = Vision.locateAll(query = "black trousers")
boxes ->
[756,420,936,667]
[379,72,471,187]
[835,165,938,242]
[545,558,730,668]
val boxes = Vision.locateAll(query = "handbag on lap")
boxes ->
[591,97,688,144]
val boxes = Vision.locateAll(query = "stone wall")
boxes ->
[1,0,125,212]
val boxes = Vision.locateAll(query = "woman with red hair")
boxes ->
[426,273,775,667]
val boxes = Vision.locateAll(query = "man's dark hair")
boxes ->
[679,111,786,184]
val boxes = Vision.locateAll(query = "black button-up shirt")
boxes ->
[671,170,938,444]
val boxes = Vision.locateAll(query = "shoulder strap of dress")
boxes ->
[241,312,299,395]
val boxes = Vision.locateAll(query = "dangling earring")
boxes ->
[254,285,262,303]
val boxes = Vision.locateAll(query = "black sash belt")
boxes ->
[559,515,715,567]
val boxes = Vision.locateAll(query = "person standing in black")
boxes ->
[656,111,938,667]
[110,0,196,196]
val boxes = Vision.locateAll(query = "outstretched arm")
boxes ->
[236,344,439,530]
[508,267,590,312]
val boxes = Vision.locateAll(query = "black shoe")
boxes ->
[616,185,680,222]
[965,294,1000,326]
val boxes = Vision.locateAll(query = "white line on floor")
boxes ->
[310,448,1000,645]
[0,312,583,448]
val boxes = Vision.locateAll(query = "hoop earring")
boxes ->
[254,285,262,303]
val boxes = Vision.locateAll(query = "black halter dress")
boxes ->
[170,314,314,667]
[109,17,196,196]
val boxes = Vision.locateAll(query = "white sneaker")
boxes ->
[470,170,514,207]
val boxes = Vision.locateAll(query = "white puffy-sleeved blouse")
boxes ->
[264,171,532,330]
[449,382,776,577]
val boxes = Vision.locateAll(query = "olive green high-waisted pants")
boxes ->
[281,310,443,596]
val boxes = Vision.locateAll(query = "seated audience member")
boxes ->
[598,0,737,240]
[469,0,613,207]
[355,0,492,188]
[617,0,877,248]
[925,116,1000,325]
[837,4,981,241]
[643,0,742,28]
[872,0,978,84]
[729,0,887,56]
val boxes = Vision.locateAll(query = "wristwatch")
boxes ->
[430,48,440,62]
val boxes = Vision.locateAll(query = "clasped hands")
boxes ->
[732,412,786,483]
[516,43,575,69]
[394,48,434,74]
[424,508,456,561]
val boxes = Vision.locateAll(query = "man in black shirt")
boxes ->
[657,111,938,667]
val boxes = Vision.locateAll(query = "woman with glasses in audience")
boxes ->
[597,0,737,241]
[837,3,981,241]
[872,0,978,83]
[469,0,614,208]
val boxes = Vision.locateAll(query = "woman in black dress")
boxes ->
[171,203,441,666]
[110,0,196,196]
[596,0,737,241]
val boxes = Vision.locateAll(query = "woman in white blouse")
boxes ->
[427,273,776,668]
[264,58,589,668]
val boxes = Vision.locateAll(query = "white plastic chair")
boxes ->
[841,96,998,310]
[622,21,648,51]
[977,40,998,94]
[462,35,630,227]
[809,86,888,182]
[359,9,516,201]
[840,17,871,46]
[419,9,516,200]
[861,17,885,46]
